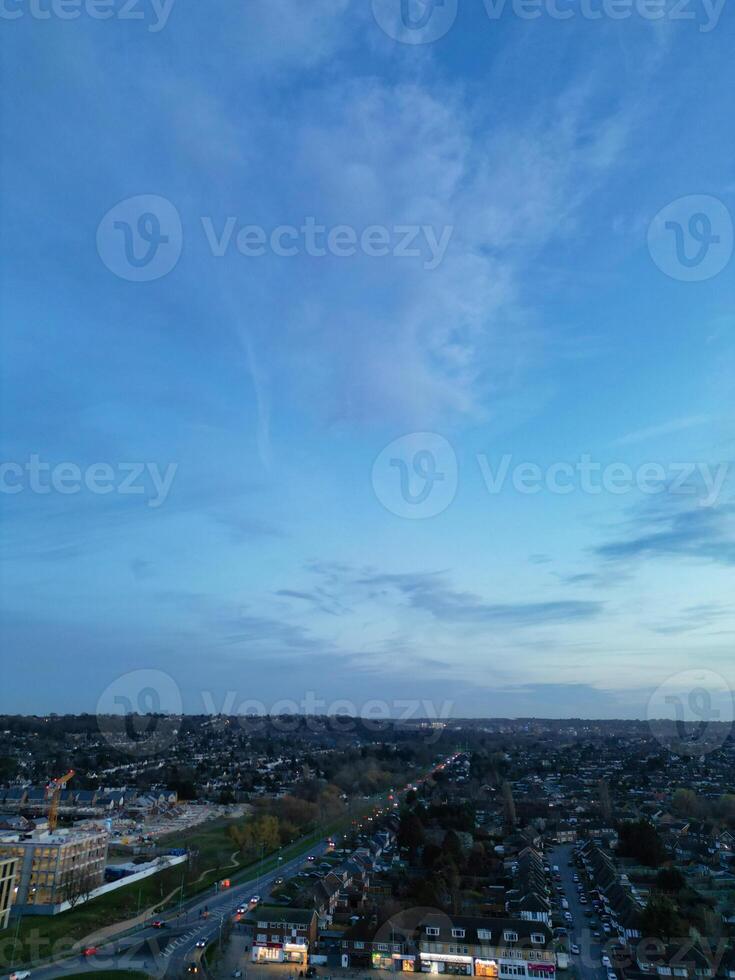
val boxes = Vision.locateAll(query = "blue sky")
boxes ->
[1,0,734,718]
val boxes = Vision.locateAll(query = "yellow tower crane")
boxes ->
[46,770,75,833]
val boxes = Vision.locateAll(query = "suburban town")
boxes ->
[1,716,735,980]
[3,0,732,979]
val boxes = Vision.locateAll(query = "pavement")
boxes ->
[549,844,614,980]
[1,840,330,980]
[1,765,444,980]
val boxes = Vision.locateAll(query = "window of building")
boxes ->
[452,929,466,939]
[426,927,440,937]
[504,932,519,943]
[531,934,545,945]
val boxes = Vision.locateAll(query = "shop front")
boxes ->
[420,953,474,975]
[475,959,499,978]
[252,943,283,963]
[527,964,555,979]
[284,941,309,965]
[394,954,417,972]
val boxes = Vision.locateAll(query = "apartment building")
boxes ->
[0,856,18,930]
[0,828,108,914]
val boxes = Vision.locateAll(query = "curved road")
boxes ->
[6,838,329,980]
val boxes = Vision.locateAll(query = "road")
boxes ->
[549,844,611,980]
[8,838,330,980]
[3,758,455,980]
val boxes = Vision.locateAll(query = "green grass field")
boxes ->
[0,792,392,971]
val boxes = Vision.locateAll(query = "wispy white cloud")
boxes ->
[613,415,715,446]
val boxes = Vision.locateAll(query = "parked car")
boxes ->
[570,945,580,955]
[607,972,617,980]
[602,955,612,967]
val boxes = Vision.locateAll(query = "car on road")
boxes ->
[249,894,261,904]
[607,972,617,980]
[9,972,31,979]
[564,912,573,922]
[151,919,166,928]
[82,947,98,957]
[570,945,580,955]
[307,855,315,862]
[188,962,199,973]
[275,876,284,885]
[196,939,207,948]
[592,930,601,940]
[602,955,612,967]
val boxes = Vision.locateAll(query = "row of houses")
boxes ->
[248,905,556,977]
[506,848,551,927]
[0,785,178,813]
[577,841,644,941]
